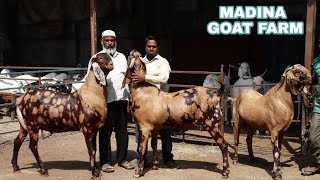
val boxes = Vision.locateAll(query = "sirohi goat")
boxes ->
[130,57,230,178]
[232,64,311,180]
[11,52,113,179]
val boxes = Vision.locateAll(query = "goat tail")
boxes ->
[16,107,27,130]
[17,107,45,139]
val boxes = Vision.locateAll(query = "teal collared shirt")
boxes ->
[313,55,320,113]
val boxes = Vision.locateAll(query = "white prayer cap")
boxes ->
[101,30,116,37]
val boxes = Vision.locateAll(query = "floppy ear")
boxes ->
[92,62,106,86]
[140,57,147,72]
[129,57,135,68]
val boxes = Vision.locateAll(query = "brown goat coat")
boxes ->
[232,64,312,180]
[132,86,221,130]
[235,88,294,132]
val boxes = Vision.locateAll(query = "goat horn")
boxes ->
[260,69,267,77]
[220,64,224,72]
[229,64,238,69]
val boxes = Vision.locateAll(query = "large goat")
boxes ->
[11,52,113,179]
[232,64,311,180]
[129,57,230,178]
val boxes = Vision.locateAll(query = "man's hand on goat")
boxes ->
[132,72,145,83]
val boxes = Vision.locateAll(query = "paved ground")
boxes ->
[0,121,319,180]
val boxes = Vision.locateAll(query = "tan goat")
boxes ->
[232,64,312,180]
[129,57,230,178]
[11,53,113,179]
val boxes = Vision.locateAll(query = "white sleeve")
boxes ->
[119,54,128,74]
[145,59,171,83]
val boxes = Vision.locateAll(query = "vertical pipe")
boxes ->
[302,0,317,154]
[10,94,16,120]
[90,0,97,56]
[304,0,317,71]
[220,72,225,137]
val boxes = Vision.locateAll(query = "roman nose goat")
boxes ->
[11,52,113,179]
[129,57,230,178]
[232,64,312,180]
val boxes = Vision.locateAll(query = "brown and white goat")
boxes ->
[232,64,311,180]
[130,57,230,178]
[11,53,113,179]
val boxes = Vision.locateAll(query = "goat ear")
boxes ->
[282,65,293,76]
[129,57,135,68]
[92,62,106,86]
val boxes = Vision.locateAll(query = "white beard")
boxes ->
[102,44,117,56]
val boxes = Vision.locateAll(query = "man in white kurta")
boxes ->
[98,30,133,173]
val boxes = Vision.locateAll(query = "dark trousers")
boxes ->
[99,100,129,165]
[309,112,320,165]
[159,129,174,161]
[136,127,173,162]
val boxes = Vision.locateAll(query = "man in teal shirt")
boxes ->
[301,55,320,175]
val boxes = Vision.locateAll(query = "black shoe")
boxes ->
[163,160,181,169]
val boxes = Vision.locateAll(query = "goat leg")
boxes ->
[278,132,284,152]
[134,129,150,178]
[209,129,230,178]
[11,127,28,172]
[84,132,100,179]
[246,128,255,163]
[232,120,240,164]
[88,131,98,172]
[151,132,159,170]
[29,132,48,176]
[271,132,282,180]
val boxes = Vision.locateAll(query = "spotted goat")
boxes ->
[129,57,230,178]
[11,53,113,179]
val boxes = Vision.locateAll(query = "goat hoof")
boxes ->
[12,164,20,172]
[88,166,93,171]
[91,170,101,180]
[134,169,143,178]
[222,168,230,178]
[93,169,101,177]
[222,174,229,179]
[233,160,238,165]
[39,169,49,176]
[133,173,142,178]
[273,171,282,180]
[151,165,159,170]
[91,175,101,180]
